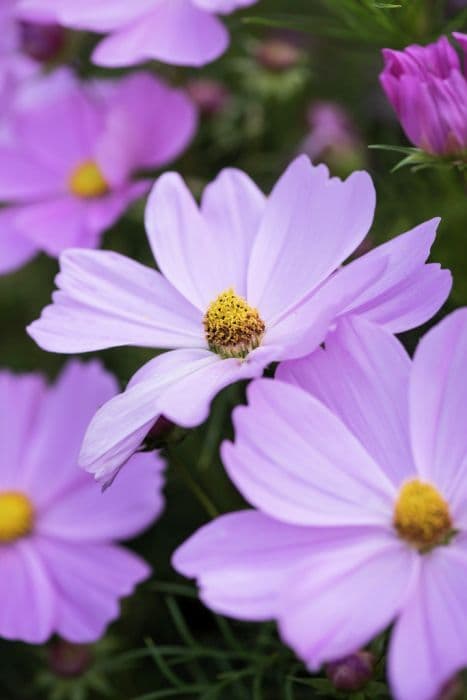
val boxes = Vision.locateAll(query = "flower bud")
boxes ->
[325,651,375,692]
[186,79,230,117]
[47,640,93,678]
[18,21,65,62]
[144,416,187,450]
[436,675,465,700]
[379,34,467,155]
[254,38,302,72]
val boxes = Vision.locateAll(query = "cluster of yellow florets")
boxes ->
[393,479,454,552]
[204,288,266,359]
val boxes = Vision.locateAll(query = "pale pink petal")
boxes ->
[173,511,379,620]
[279,531,417,670]
[145,173,215,310]
[18,361,118,507]
[199,168,266,296]
[38,451,164,541]
[0,145,62,200]
[0,371,45,488]
[0,541,55,643]
[17,0,156,31]
[11,75,104,177]
[0,207,38,274]
[265,250,388,360]
[35,538,149,643]
[96,73,196,184]
[79,349,266,484]
[222,378,396,527]
[247,156,376,322]
[13,197,101,256]
[277,316,414,487]
[27,248,203,353]
[146,171,261,309]
[388,542,467,700]
[341,218,451,332]
[92,0,228,69]
[409,309,467,500]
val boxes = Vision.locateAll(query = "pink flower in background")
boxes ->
[28,156,450,485]
[17,0,259,68]
[0,361,164,644]
[380,33,467,155]
[0,69,196,275]
[301,101,364,173]
[174,311,467,700]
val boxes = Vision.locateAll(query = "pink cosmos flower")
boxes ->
[173,310,467,700]
[0,360,164,644]
[27,156,451,485]
[380,33,467,155]
[0,68,196,275]
[17,0,259,68]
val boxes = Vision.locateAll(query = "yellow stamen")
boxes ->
[393,479,453,552]
[0,492,35,543]
[204,288,265,359]
[69,160,109,198]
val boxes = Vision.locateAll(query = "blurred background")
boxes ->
[0,1,466,698]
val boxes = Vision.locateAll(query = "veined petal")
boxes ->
[222,378,396,527]
[27,248,203,353]
[173,511,368,620]
[388,542,467,700]
[279,531,417,670]
[410,309,467,501]
[247,156,376,322]
[0,540,55,643]
[341,218,451,332]
[79,349,264,484]
[92,0,228,68]
[34,538,149,643]
[37,451,164,542]
[277,316,414,488]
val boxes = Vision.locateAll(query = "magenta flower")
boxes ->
[380,33,467,155]
[174,310,467,700]
[27,156,450,484]
[0,361,164,644]
[17,0,259,68]
[0,68,196,275]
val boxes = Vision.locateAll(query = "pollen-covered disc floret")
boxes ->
[69,160,109,198]
[204,288,266,359]
[393,479,454,552]
[0,491,35,543]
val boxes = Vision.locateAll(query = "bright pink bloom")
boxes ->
[17,0,259,68]
[174,310,467,700]
[27,156,450,485]
[380,34,467,154]
[0,69,196,274]
[0,361,164,644]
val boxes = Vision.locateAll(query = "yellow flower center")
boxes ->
[0,491,35,543]
[203,288,266,359]
[393,479,454,552]
[69,160,109,198]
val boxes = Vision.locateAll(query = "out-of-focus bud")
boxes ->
[144,415,187,450]
[436,675,465,700]
[379,33,467,156]
[301,100,365,175]
[47,640,93,679]
[325,651,375,692]
[18,21,65,62]
[186,78,230,117]
[254,38,302,73]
